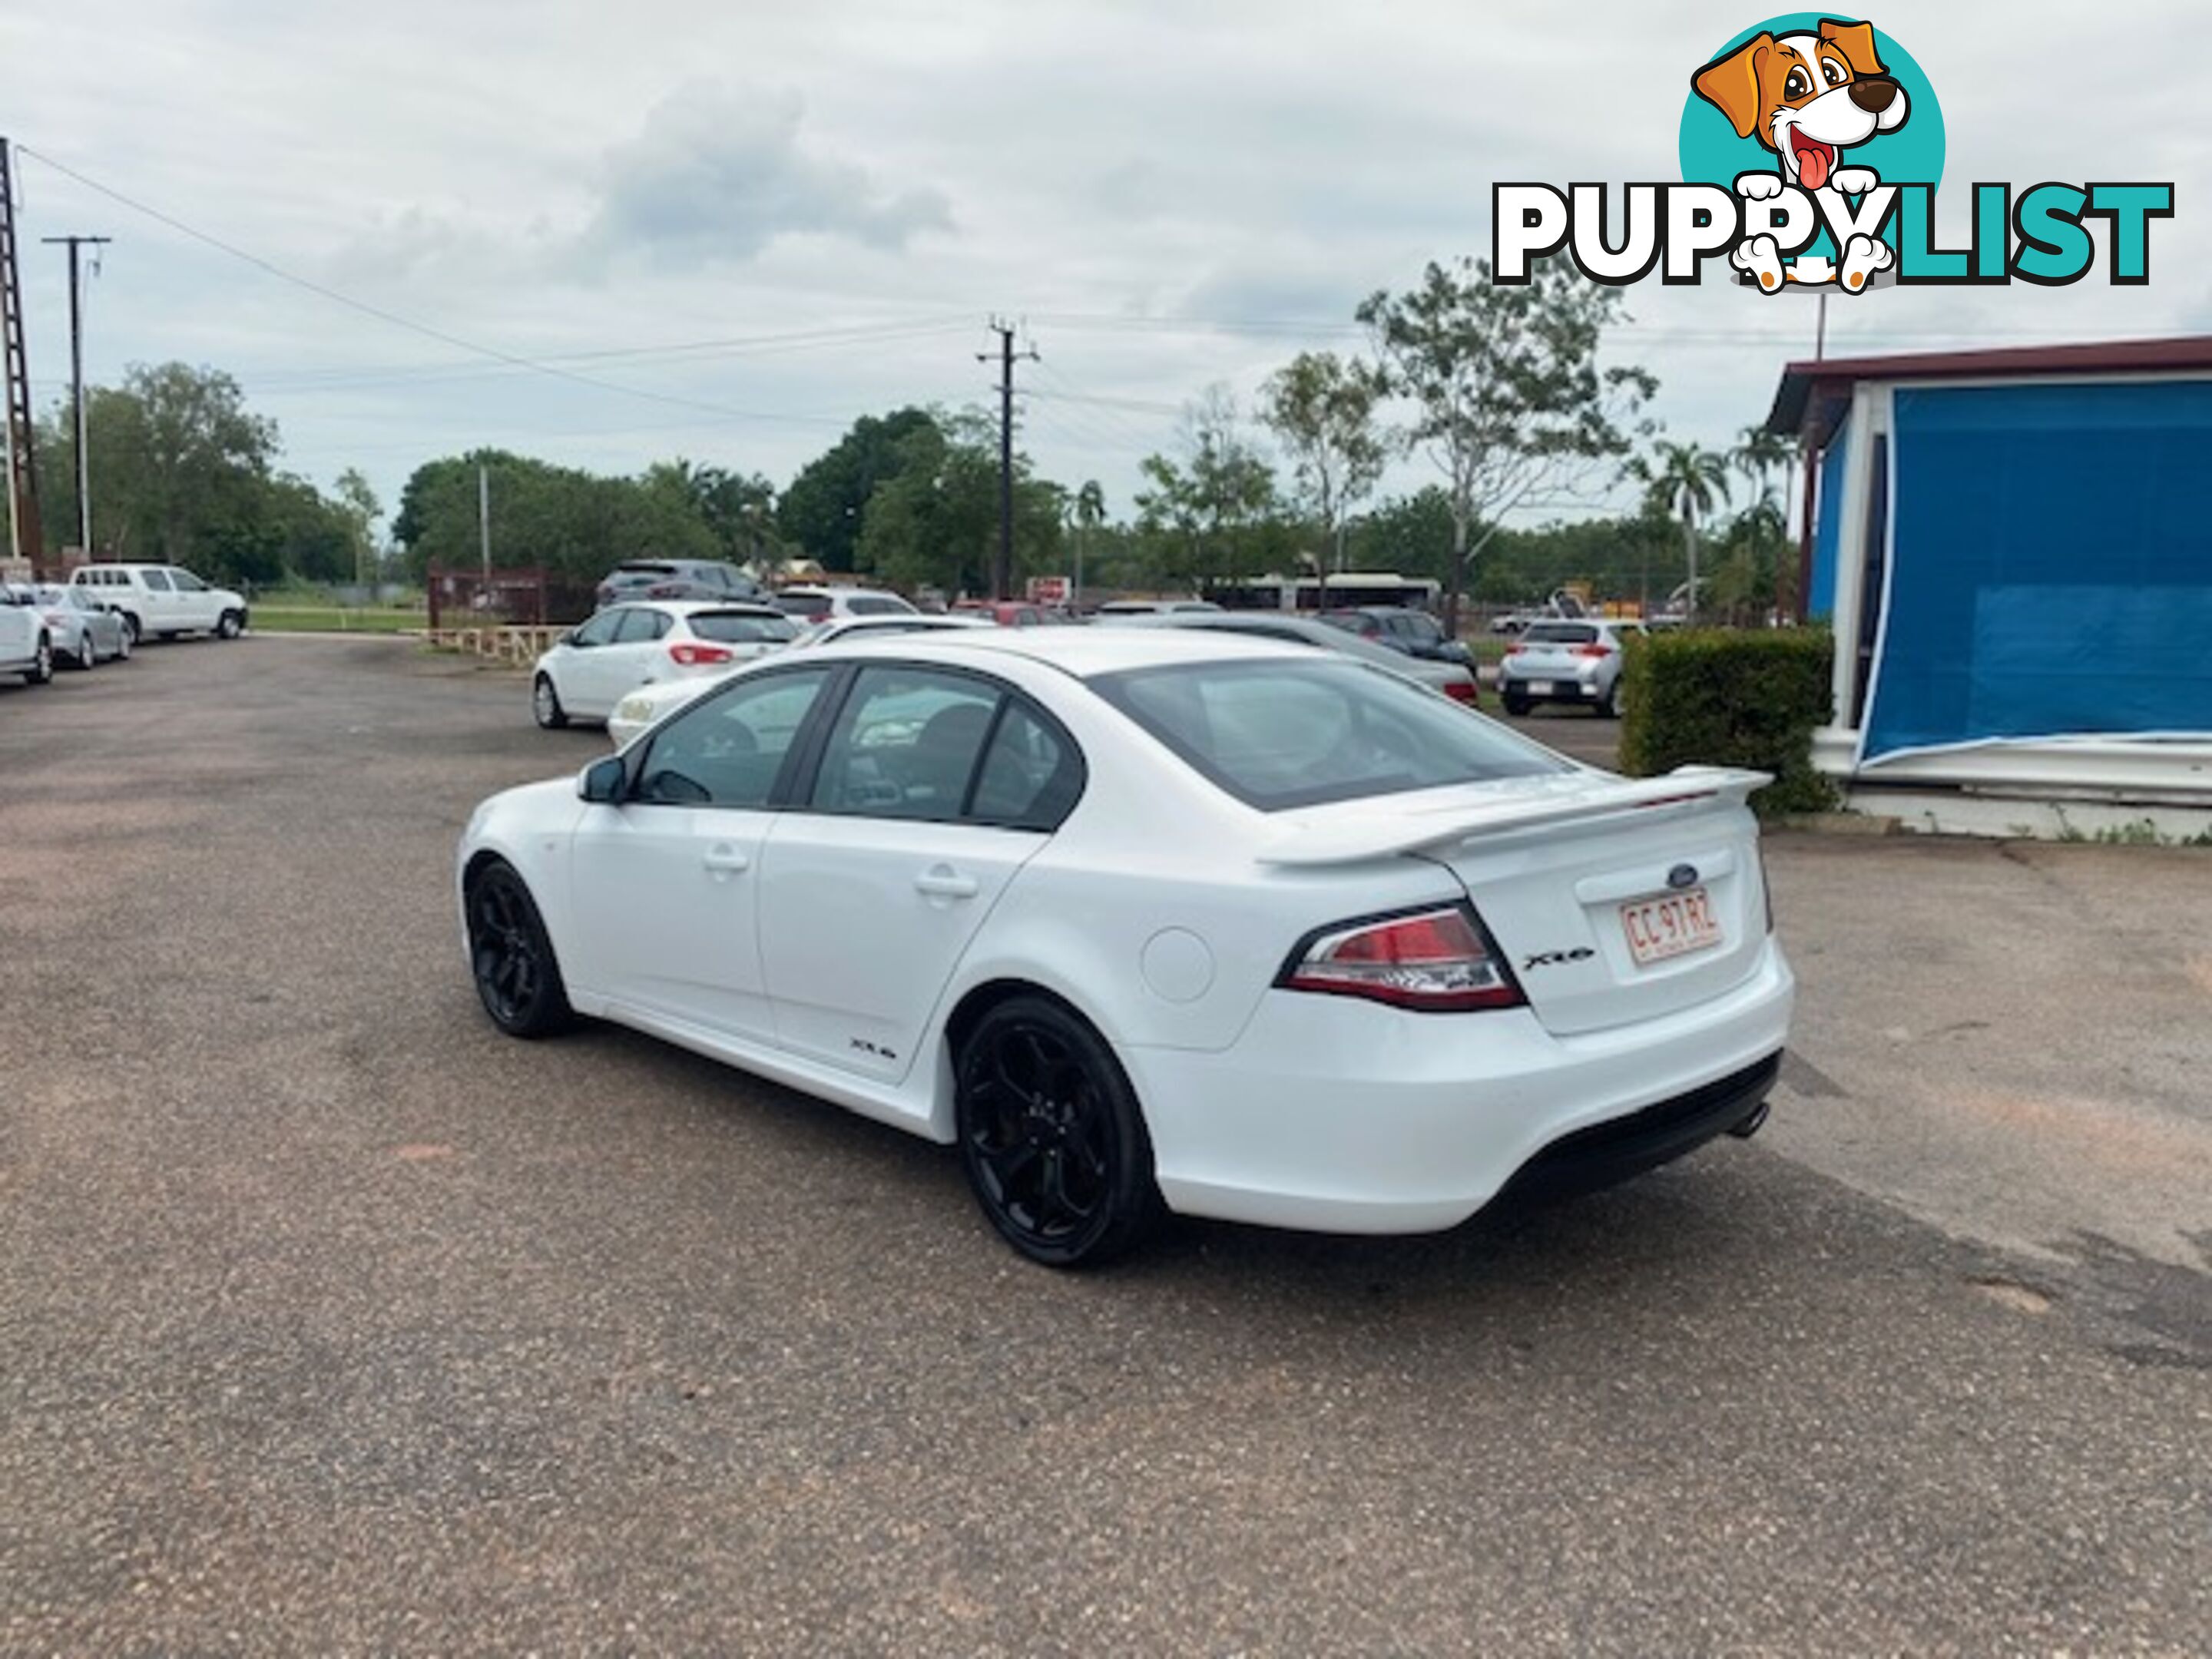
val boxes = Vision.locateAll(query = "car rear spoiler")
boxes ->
[1255,767,1770,867]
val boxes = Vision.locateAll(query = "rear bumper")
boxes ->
[1122,937,1793,1234]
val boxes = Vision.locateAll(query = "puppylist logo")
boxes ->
[1494,15,2174,292]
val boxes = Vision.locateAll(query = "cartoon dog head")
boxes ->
[1693,18,1908,191]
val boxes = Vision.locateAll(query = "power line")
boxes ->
[10,143,913,431]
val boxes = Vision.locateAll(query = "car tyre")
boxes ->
[216,610,244,640]
[122,612,142,645]
[532,674,568,730]
[114,628,131,663]
[465,861,575,1039]
[1596,681,1619,719]
[1502,691,1531,717]
[955,995,1161,1269]
[24,634,52,685]
[75,634,98,670]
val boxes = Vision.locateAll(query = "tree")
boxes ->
[37,363,280,577]
[777,408,939,571]
[334,468,381,588]
[1732,424,1796,510]
[389,450,719,581]
[855,411,1063,597]
[1071,479,1106,604]
[644,459,783,568]
[1259,351,1385,574]
[1356,257,1656,633]
[1133,387,1285,591]
[1631,442,1731,618]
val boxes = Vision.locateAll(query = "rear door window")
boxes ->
[613,608,670,644]
[141,570,173,592]
[808,666,1002,820]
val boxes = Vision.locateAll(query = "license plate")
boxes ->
[1620,887,1722,966]
[1526,680,1555,695]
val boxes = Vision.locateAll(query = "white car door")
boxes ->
[754,664,1075,1084]
[168,569,220,631]
[554,610,626,715]
[602,605,677,700]
[136,567,176,633]
[568,665,836,1040]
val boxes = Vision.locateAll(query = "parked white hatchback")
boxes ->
[604,613,992,747]
[460,628,1793,1266]
[531,601,797,728]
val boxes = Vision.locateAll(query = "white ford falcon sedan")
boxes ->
[459,628,1794,1267]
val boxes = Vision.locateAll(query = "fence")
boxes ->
[425,565,596,631]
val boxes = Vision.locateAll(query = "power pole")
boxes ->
[978,319,1037,601]
[42,232,110,558]
[0,139,43,565]
[478,462,492,576]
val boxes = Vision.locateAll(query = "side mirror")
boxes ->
[578,755,628,804]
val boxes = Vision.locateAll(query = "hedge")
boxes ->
[1618,628,1839,817]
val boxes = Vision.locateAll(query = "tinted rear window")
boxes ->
[847,594,914,615]
[1522,624,1598,644]
[773,594,828,616]
[690,611,797,644]
[1092,658,1567,810]
[614,562,677,575]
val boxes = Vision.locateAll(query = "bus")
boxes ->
[1209,571,1442,614]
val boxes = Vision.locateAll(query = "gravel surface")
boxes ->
[2,635,2205,1655]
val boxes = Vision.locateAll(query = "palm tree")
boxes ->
[1732,425,1797,510]
[1072,479,1106,606]
[1632,442,1731,621]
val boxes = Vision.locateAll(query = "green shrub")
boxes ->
[1618,628,1839,816]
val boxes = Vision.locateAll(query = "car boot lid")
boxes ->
[1255,767,1768,867]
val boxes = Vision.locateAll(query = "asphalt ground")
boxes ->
[2,636,2206,1655]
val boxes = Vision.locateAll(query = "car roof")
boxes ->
[813,620,1309,680]
[608,598,783,616]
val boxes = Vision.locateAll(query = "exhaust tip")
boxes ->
[1727,1099,1771,1140]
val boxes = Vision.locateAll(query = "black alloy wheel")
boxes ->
[465,863,574,1038]
[955,996,1160,1268]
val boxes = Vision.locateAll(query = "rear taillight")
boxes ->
[669,641,733,667]
[1442,680,1479,706]
[1759,850,1776,934]
[1279,905,1525,1013]
[1573,644,1613,658]
[648,584,684,598]
[1505,643,1526,656]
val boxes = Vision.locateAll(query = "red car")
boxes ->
[951,600,1051,628]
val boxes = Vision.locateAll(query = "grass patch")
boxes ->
[251,605,424,634]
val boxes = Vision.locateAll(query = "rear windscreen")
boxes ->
[690,612,798,644]
[614,563,677,576]
[1521,624,1598,644]
[1092,658,1565,810]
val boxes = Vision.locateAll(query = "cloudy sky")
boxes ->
[4,0,2206,535]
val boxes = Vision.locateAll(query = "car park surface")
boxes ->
[2,637,2207,1653]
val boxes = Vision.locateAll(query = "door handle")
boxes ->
[913,865,979,899]
[702,844,751,876]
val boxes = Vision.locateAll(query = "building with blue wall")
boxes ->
[1770,337,2212,836]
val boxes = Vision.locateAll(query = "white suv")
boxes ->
[69,563,250,644]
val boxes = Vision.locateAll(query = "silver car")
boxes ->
[12,583,132,668]
[1101,610,1482,708]
[1498,618,1642,718]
